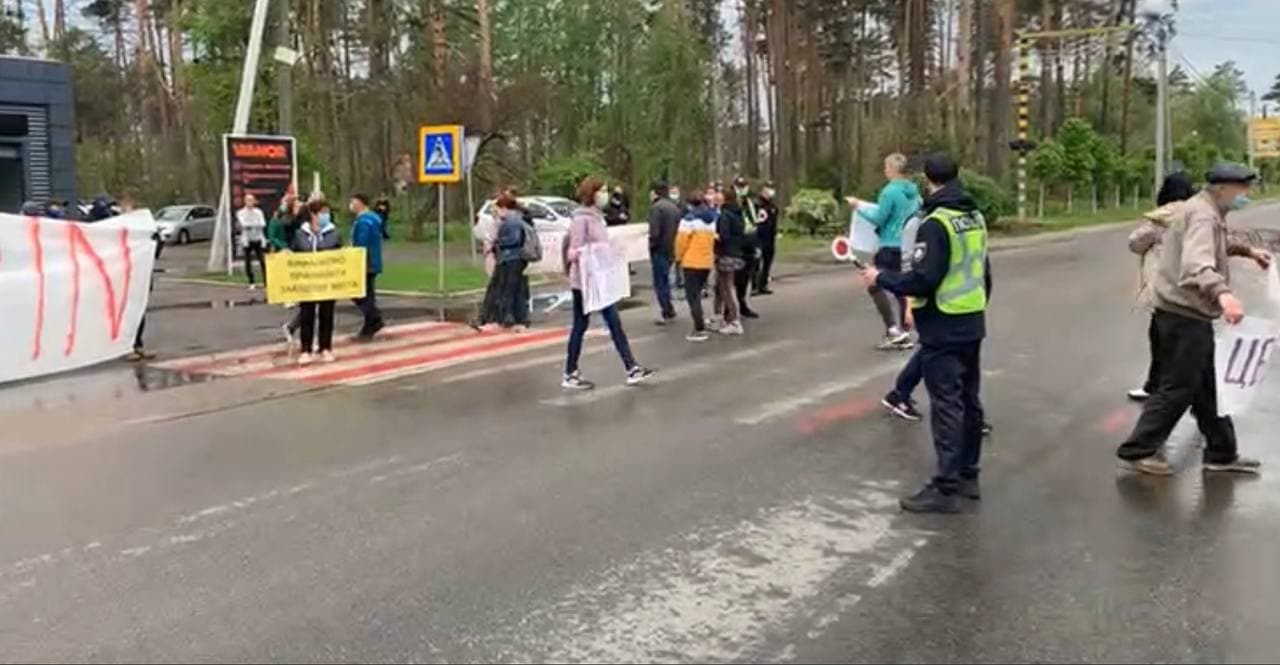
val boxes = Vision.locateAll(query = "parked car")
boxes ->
[473,195,577,243]
[155,204,217,244]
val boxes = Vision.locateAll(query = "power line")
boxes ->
[1177,32,1280,46]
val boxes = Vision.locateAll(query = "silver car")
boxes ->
[155,205,217,244]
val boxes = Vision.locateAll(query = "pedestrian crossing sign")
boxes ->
[418,125,465,184]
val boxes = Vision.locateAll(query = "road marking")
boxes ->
[505,482,926,663]
[737,360,902,426]
[312,328,569,385]
[440,333,662,384]
[539,340,797,407]
[1096,406,1135,434]
[369,453,465,484]
[796,397,881,435]
[867,547,918,588]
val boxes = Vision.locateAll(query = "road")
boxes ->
[3,205,1280,663]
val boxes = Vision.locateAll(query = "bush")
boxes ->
[530,152,614,198]
[784,188,842,237]
[958,168,1014,227]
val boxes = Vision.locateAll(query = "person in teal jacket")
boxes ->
[847,153,922,349]
[349,193,385,341]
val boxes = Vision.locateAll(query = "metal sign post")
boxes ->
[464,135,483,267]
[418,125,466,295]
[438,185,446,293]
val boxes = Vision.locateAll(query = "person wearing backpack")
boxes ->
[488,191,533,330]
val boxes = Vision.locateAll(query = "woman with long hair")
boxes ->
[561,178,654,390]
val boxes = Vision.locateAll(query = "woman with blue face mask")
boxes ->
[290,199,343,365]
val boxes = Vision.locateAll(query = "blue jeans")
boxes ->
[886,349,924,404]
[565,289,638,376]
[651,253,676,319]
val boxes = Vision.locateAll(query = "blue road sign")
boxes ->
[418,125,464,184]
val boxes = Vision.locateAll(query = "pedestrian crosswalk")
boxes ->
[156,321,574,387]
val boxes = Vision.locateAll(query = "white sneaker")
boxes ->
[686,331,711,342]
[1127,388,1151,401]
[719,321,745,336]
[561,372,595,391]
[297,353,315,366]
[626,366,656,386]
[248,284,259,291]
[320,350,337,363]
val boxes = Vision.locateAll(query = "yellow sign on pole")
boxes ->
[418,125,465,184]
[265,248,367,304]
[1249,118,1280,159]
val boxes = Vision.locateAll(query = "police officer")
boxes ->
[753,181,781,295]
[733,176,762,318]
[860,153,991,514]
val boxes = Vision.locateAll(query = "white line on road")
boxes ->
[505,482,926,663]
[440,333,663,384]
[736,359,902,426]
[540,340,797,407]
[369,453,465,484]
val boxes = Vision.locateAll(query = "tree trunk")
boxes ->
[955,0,973,160]
[476,0,495,133]
[985,0,1014,179]
[1038,184,1045,218]
[1067,184,1074,213]
[53,0,66,41]
[768,0,794,195]
[35,0,51,49]
[426,0,449,93]
[742,0,760,177]
[1053,1,1065,132]
[1037,0,1053,135]
[1118,0,1138,154]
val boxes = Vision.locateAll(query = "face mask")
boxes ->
[762,188,775,199]
[669,191,681,202]
[594,190,611,209]
[1228,194,1251,211]
[736,187,749,197]
[319,212,332,226]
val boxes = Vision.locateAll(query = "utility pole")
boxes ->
[208,0,273,273]
[1153,26,1168,201]
[276,0,292,136]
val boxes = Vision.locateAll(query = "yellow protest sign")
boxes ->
[266,248,367,304]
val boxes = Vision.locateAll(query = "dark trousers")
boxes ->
[133,315,146,351]
[244,241,267,286]
[1118,309,1238,464]
[683,268,711,332]
[735,255,757,313]
[868,247,906,332]
[355,272,384,335]
[886,347,924,404]
[922,341,985,495]
[1142,312,1163,393]
[755,236,777,291]
[496,260,530,327]
[651,253,676,319]
[299,300,336,353]
[565,289,637,375]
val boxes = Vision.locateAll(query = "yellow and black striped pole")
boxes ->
[1016,34,1033,223]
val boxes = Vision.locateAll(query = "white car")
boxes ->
[473,195,577,243]
[155,204,217,244]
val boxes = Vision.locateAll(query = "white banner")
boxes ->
[1,211,158,384]
[528,223,649,276]
[850,205,880,255]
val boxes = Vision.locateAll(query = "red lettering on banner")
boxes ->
[62,224,134,357]
[231,143,288,160]
[28,218,45,360]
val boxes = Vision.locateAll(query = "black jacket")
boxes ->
[876,181,992,347]
[754,195,780,241]
[648,198,682,258]
[605,195,630,227]
[715,204,747,260]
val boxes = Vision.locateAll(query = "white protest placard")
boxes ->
[1216,317,1278,416]
[528,223,648,276]
[850,204,880,254]
[1,211,158,384]
[579,241,631,313]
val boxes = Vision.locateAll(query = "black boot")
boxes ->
[900,485,961,514]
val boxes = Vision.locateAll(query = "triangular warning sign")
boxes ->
[426,138,453,171]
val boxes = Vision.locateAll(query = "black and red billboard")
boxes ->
[223,134,297,218]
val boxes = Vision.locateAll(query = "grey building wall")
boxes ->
[0,56,77,205]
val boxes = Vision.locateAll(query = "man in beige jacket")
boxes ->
[1117,163,1273,475]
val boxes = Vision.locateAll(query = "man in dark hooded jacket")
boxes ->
[862,153,992,514]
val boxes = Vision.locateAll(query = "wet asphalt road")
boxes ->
[3,206,1280,663]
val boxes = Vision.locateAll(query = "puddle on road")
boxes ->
[0,364,220,414]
